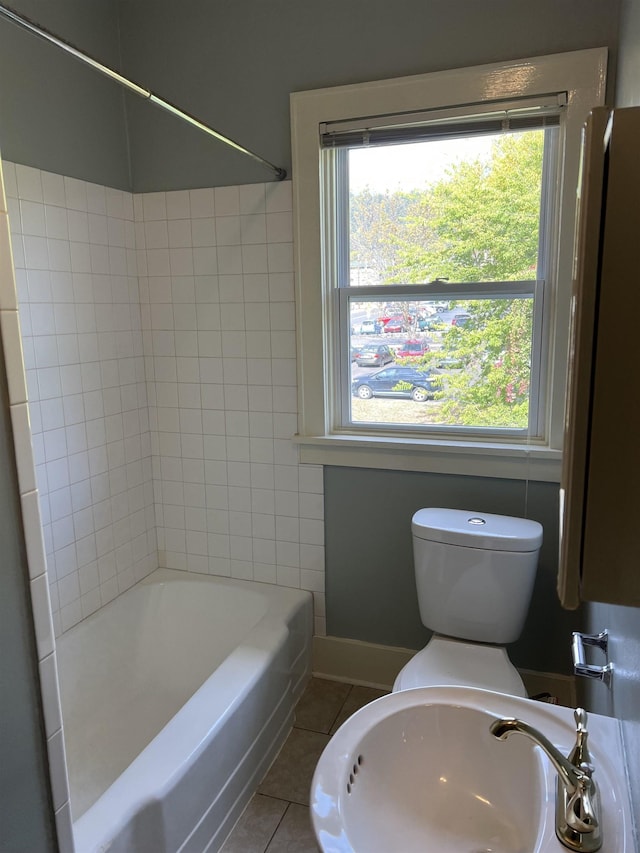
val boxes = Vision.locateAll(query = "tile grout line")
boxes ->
[263,800,292,853]
[327,683,355,735]
[292,683,355,736]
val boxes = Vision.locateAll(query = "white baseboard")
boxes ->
[312,635,414,690]
[312,635,577,705]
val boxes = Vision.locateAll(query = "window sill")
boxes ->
[293,433,562,482]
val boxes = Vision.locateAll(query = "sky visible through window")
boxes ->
[349,136,496,193]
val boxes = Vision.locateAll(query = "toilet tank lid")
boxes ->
[412,508,543,552]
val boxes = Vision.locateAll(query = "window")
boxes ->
[330,115,558,438]
[291,50,607,479]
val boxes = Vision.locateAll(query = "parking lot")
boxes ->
[350,328,445,379]
[349,323,450,424]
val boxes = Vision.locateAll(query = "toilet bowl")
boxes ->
[393,508,543,697]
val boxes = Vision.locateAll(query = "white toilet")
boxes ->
[393,507,543,698]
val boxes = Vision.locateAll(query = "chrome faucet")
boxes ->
[490,708,602,852]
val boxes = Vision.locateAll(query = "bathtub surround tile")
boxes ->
[54,802,75,853]
[38,651,63,738]
[21,489,48,579]
[0,211,19,310]
[0,162,7,212]
[10,401,37,493]
[0,309,28,402]
[47,727,71,812]
[137,182,325,607]
[9,164,157,634]
[265,182,293,214]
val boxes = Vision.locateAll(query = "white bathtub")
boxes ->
[56,569,313,853]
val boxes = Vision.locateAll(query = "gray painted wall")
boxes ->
[117,0,620,191]
[325,467,578,675]
[0,1,622,192]
[0,341,55,851]
[0,0,130,189]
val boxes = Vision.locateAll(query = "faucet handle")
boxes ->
[569,707,592,768]
[575,707,588,732]
[565,707,600,839]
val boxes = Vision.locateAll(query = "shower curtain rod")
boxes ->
[0,3,287,180]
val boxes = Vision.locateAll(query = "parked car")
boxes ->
[396,339,430,358]
[382,316,406,333]
[432,300,450,313]
[355,319,381,335]
[451,313,472,326]
[351,366,438,402]
[418,316,447,332]
[354,344,394,367]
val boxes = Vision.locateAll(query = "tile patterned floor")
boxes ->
[220,678,386,853]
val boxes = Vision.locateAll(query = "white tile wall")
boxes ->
[0,160,74,852]
[5,164,326,641]
[137,180,326,635]
[5,163,157,637]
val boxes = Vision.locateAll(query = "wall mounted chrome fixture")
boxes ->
[0,2,287,181]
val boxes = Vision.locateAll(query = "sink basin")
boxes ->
[311,686,633,853]
[321,701,546,852]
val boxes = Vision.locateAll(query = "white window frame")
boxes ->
[290,49,607,480]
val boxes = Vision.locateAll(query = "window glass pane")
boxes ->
[348,130,545,285]
[349,296,534,430]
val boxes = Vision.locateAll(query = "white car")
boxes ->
[356,320,379,334]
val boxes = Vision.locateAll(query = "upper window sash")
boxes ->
[326,122,560,290]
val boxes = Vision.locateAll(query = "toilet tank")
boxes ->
[412,508,543,644]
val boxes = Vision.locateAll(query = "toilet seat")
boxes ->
[392,635,528,697]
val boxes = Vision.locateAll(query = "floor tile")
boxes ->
[330,684,388,734]
[258,728,330,806]
[220,794,287,853]
[294,677,351,733]
[266,803,319,853]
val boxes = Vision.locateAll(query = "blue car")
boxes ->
[352,366,438,402]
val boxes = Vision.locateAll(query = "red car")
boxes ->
[382,316,406,333]
[396,340,430,358]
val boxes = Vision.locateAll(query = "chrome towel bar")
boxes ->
[572,630,613,686]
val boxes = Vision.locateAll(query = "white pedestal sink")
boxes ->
[310,686,634,853]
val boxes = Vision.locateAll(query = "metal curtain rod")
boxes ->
[0,3,287,180]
